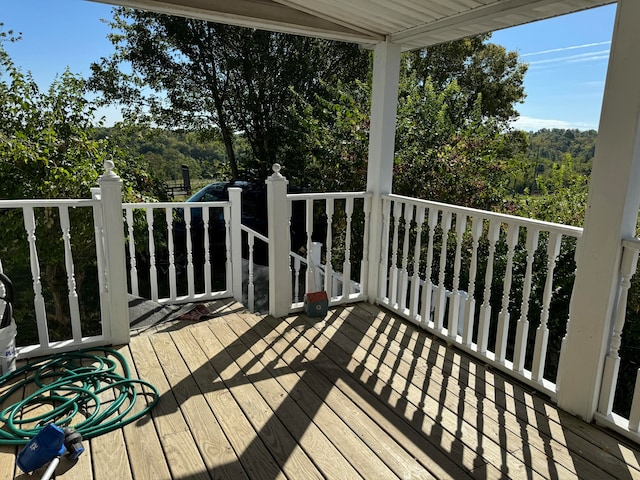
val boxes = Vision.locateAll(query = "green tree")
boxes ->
[404,34,528,124]
[393,77,515,209]
[292,39,528,207]
[0,28,160,339]
[292,80,371,192]
[89,9,369,182]
[513,154,589,226]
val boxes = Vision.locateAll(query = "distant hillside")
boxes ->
[527,128,597,173]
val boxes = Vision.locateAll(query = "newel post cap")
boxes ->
[99,160,121,183]
[266,163,287,183]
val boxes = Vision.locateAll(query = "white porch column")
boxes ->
[98,160,130,345]
[366,40,401,302]
[557,0,640,420]
[266,164,292,317]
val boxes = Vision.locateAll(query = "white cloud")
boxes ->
[527,49,610,66]
[522,41,611,57]
[511,116,597,131]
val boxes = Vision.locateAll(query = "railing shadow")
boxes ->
[144,302,640,479]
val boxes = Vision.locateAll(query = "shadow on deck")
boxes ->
[14,300,640,479]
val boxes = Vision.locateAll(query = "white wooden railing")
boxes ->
[0,162,129,356]
[377,194,583,397]
[121,201,234,304]
[286,191,372,311]
[595,238,640,443]
[10,162,640,448]
[0,199,104,357]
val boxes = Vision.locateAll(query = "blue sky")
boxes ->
[1,1,617,131]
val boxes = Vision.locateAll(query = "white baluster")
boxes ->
[420,208,439,327]
[343,197,354,298]
[463,217,483,346]
[165,208,177,300]
[532,232,562,382]
[182,207,194,298]
[311,242,323,294]
[388,202,403,307]
[146,208,159,302]
[248,234,255,312]
[125,207,138,296]
[305,199,315,293]
[448,214,467,340]
[203,207,212,295]
[293,257,301,303]
[434,211,452,332]
[598,243,639,415]
[478,220,501,354]
[324,199,335,297]
[398,204,414,313]
[495,223,520,363]
[378,199,392,302]
[59,207,82,342]
[409,206,426,319]
[23,207,49,348]
[224,204,232,298]
[513,228,540,373]
[359,196,372,297]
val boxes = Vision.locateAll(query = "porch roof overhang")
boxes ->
[90,0,614,49]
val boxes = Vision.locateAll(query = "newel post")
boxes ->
[228,187,243,302]
[98,160,130,345]
[266,164,292,317]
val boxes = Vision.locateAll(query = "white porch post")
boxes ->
[98,160,130,345]
[266,164,292,317]
[557,0,640,420]
[365,40,402,302]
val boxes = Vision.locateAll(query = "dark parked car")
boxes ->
[184,181,325,253]
[186,181,268,237]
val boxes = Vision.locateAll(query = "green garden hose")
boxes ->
[0,347,159,445]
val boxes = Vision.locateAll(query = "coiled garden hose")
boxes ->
[0,347,159,445]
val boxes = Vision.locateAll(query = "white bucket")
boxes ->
[0,320,17,376]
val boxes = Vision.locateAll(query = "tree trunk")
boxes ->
[219,117,239,180]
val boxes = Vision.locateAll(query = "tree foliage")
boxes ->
[0,28,162,339]
[513,154,589,226]
[291,35,528,208]
[89,9,369,182]
[403,34,527,124]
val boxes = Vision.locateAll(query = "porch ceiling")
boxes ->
[90,0,614,49]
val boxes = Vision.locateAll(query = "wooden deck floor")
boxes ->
[4,300,640,479]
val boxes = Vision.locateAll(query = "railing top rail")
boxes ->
[290,250,308,264]
[622,237,640,250]
[123,201,230,209]
[385,193,584,238]
[0,198,99,208]
[287,191,370,201]
[241,224,269,243]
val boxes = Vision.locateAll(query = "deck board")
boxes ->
[7,300,640,479]
[225,308,435,480]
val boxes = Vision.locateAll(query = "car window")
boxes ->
[199,192,223,202]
